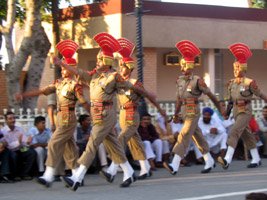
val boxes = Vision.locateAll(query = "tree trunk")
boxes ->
[52,0,61,79]
[22,27,51,110]
[5,0,49,111]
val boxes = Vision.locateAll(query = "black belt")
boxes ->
[57,107,75,111]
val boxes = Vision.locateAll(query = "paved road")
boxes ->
[1,159,267,200]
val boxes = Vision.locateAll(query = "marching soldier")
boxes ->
[217,43,267,169]
[16,40,90,187]
[57,33,156,191]
[163,40,222,175]
[102,38,166,180]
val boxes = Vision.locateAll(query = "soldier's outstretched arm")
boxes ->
[145,91,166,117]
[54,57,79,76]
[249,80,267,102]
[54,57,96,82]
[15,83,56,102]
[15,89,43,101]
[206,91,222,115]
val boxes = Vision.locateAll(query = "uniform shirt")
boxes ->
[117,78,141,105]
[77,68,133,124]
[27,127,51,145]
[41,77,87,108]
[1,125,28,151]
[227,77,262,116]
[176,75,211,117]
[176,75,211,99]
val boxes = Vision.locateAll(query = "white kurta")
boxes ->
[198,117,228,154]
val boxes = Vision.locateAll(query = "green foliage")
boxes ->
[0,0,54,24]
[251,0,267,8]
[0,1,7,21]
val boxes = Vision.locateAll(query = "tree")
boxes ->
[0,0,51,111]
[248,0,267,8]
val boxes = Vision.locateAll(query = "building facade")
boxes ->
[56,0,267,103]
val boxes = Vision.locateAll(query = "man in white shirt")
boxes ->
[198,107,227,156]
[1,111,36,181]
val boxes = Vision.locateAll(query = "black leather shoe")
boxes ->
[54,175,61,182]
[99,170,114,183]
[137,171,152,180]
[217,156,229,170]
[163,162,177,175]
[62,176,80,191]
[247,161,262,168]
[120,174,136,188]
[36,177,52,188]
[201,164,216,174]
[61,176,84,188]
[0,176,14,183]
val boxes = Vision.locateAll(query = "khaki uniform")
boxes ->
[41,77,87,169]
[227,77,262,149]
[77,69,133,168]
[172,75,210,157]
[117,79,146,161]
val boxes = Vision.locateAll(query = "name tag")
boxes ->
[61,90,67,96]
[125,90,131,95]
[240,86,245,92]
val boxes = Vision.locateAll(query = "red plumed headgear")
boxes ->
[175,40,201,63]
[56,39,79,65]
[93,32,121,59]
[117,38,135,69]
[229,43,252,64]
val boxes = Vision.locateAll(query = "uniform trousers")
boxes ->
[172,114,209,158]
[78,108,127,168]
[227,112,256,150]
[119,109,146,161]
[46,111,79,170]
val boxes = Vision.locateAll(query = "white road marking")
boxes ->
[173,188,267,200]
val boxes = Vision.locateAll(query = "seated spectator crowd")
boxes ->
[0,112,108,183]
[1,103,267,184]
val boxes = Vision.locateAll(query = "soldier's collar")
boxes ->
[183,74,193,80]
[234,77,244,84]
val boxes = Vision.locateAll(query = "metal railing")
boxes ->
[0,99,265,132]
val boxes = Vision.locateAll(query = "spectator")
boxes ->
[138,113,168,170]
[198,107,227,157]
[1,111,36,181]
[27,116,51,175]
[249,116,263,148]
[213,100,235,134]
[155,113,172,163]
[76,114,108,170]
[0,131,13,183]
[257,105,267,158]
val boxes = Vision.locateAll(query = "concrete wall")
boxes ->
[59,14,122,49]
[122,15,267,50]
